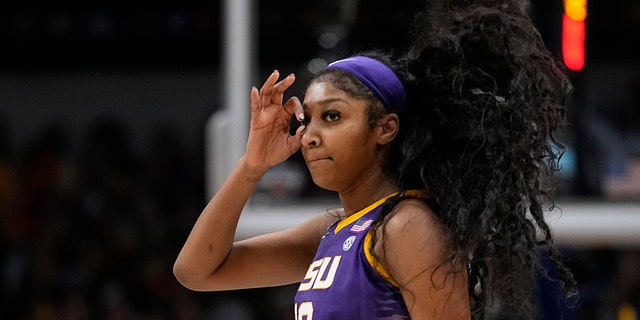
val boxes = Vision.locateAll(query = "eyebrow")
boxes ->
[302,97,347,110]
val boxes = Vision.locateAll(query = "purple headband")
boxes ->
[325,56,406,113]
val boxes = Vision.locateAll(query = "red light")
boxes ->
[562,14,585,71]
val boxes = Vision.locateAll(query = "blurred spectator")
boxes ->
[574,67,640,199]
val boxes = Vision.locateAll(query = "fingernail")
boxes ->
[298,113,304,120]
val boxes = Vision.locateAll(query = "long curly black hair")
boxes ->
[402,0,577,317]
[314,0,578,318]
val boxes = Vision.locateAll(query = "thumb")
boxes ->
[286,126,305,154]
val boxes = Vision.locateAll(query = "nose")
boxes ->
[300,122,320,148]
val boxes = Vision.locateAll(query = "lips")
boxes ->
[306,157,331,164]
[305,155,332,166]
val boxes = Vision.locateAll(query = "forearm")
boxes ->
[173,156,266,289]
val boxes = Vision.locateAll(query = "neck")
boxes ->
[338,175,399,217]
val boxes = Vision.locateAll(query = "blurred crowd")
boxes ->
[0,118,297,319]
[0,116,638,319]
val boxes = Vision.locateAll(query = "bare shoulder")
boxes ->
[383,199,446,242]
[376,198,453,283]
[379,199,470,318]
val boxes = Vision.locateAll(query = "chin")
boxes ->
[310,175,339,192]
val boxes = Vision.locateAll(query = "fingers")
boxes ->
[258,70,280,109]
[287,125,305,154]
[249,86,260,117]
[283,96,304,122]
[259,70,295,110]
[270,73,296,108]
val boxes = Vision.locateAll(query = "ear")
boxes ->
[376,113,399,145]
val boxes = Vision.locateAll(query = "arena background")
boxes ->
[1,0,639,319]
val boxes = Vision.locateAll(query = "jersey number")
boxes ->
[294,302,313,320]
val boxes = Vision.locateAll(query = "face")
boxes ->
[300,81,386,192]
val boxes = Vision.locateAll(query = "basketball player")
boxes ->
[174,1,577,318]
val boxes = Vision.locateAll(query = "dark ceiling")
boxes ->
[0,0,638,70]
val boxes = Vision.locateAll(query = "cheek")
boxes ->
[303,125,377,189]
[333,129,378,164]
[343,130,378,158]
[328,136,375,173]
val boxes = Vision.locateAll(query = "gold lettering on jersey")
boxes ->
[313,256,341,289]
[299,259,323,291]
[298,256,342,291]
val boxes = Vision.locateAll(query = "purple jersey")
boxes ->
[294,193,419,320]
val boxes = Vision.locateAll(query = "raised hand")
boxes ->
[244,70,305,172]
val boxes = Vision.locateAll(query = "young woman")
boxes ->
[174,1,577,318]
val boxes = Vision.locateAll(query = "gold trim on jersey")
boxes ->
[361,189,428,286]
[335,189,428,234]
[364,230,398,286]
[333,192,401,234]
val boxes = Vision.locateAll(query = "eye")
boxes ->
[322,110,341,122]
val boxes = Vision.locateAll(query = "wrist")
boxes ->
[238,156,268,183]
